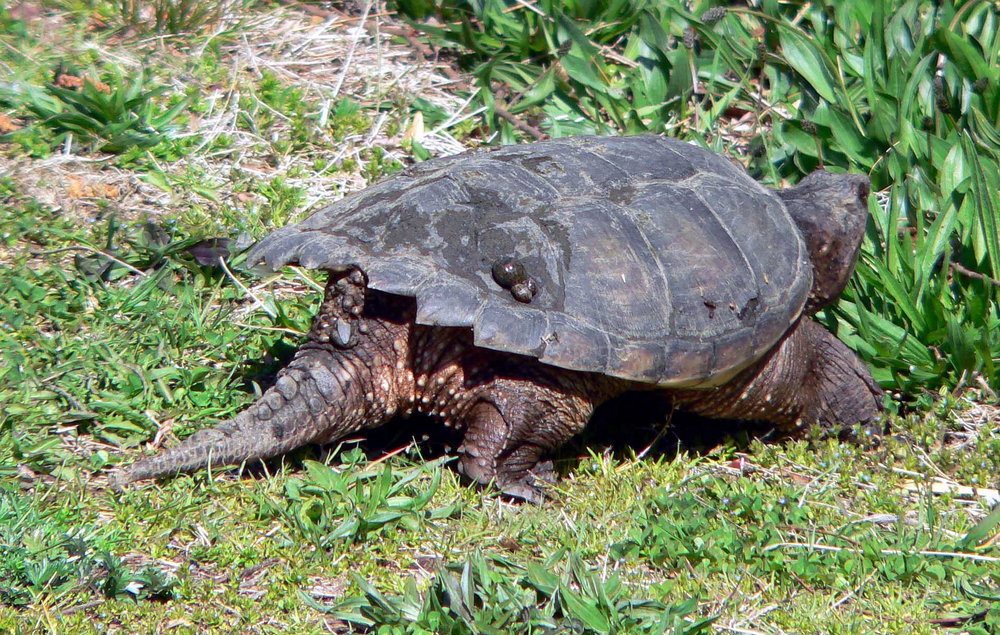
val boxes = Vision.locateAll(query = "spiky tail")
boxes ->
[108,348,369,491]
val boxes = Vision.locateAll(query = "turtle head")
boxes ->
[777,170,871,313]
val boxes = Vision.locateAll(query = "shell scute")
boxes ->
[559,198,672,339]
[538,312,612,375]
[473,299,549,357]
[414,273,483,327]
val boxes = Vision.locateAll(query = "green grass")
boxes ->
[2,0,1000,633]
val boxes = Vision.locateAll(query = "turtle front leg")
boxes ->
[676,319,883,438]
[798,320,885,437]
[455,374,604,503]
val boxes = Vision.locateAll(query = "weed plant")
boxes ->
[322,553,715,633]
[1,72,189,155]
[115,0,226,35]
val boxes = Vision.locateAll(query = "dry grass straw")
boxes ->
[1,1,473,228]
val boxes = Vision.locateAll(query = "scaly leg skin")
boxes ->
[675,318,884,438]
[109,270,412,491]
[455,375,603,503]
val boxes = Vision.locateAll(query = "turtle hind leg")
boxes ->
[676,318,884,438]
[455,373,608,503]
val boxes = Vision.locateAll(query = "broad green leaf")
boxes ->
[779,28,838,102]
[931,28,991,81]
[559,584,611,632]
[638,10,671,52]
[965,138,1000,281]
[914,202,956,297]
[525,563,559,595]
[663,47,693,103]
[939,141,970,196]
[812,103,876,164]
[959,503,1000,549]
[898,54,935,125]
[139,171,173,194]
[304,460,340,490]
[560,53,609,94]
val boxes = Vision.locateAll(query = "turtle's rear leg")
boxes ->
[454,372,608,502]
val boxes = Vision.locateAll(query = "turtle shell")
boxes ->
[249,135,811,387]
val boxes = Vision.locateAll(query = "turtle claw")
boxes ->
[458,451,555,504]
[499,479,546,504]
[497,460,558,504]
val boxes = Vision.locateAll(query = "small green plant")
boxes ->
[361,146,406,183]
[0,486,175,606]
[315,552,715,634]
[327,97,371,141]
[115,0,225,35]
[1,73,189,154]
[255,175,307,227]
[254,451,461,547]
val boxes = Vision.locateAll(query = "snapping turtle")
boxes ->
[111,135,882,500]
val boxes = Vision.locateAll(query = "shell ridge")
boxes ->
[686,176,762,306]
[614,198,675,335]
[577,144,635,177]
[453,156,561,192]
